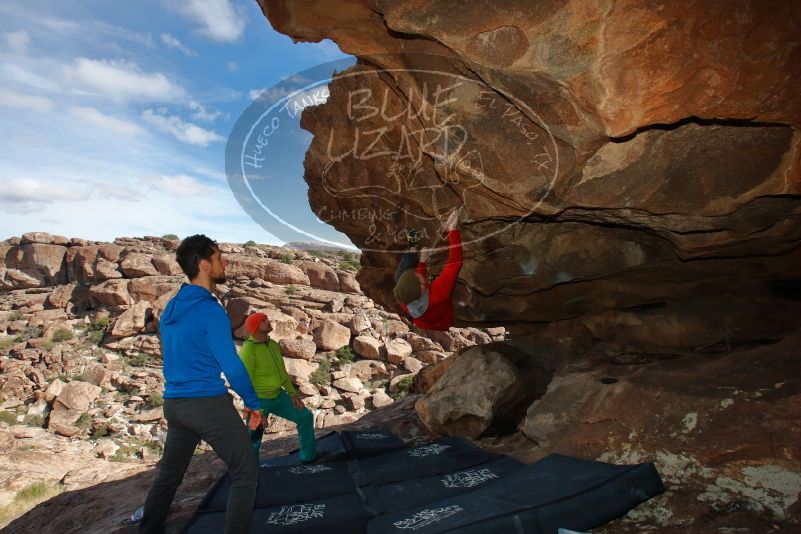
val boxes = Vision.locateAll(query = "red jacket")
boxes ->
[400,230,463,331]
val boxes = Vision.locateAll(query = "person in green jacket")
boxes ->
[240,312,317,462]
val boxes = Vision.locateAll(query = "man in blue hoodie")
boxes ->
[140,234,263,534]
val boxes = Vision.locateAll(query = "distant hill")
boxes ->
[283,241,359,255]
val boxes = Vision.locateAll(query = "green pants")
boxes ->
[249,391,316,462]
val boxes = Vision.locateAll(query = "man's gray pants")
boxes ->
[139,394,258,534]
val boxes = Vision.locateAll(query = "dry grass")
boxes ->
[0,481,64,527]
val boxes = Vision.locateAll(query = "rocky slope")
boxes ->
[0,232,502,531]
[253,1,801,531]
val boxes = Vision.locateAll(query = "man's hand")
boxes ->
[444,208,460,232]
[290,395,305,410]
[243,407,263,431]
[419,248,430,263]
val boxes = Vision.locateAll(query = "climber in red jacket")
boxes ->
[393,209,463,331]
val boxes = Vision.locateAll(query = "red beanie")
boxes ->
[245,312,267,335]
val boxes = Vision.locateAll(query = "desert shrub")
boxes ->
[91,422,111,438]
[0,410,17,425]
[85,330,104,346]
[75,413,92,429]
[110,438,163,462]
[244,240,257,247]
[335,346,355,364]
[284,285,298,295]
[13,325,43,343]
[162,233,179,240]
[89,317,110,331]
[390,376,414,400]
[8,311,22,321]
[146,391,164,408]
[280,254,293,264]
[51,328,74,342]
[71,370,96,383]
[0,337,15,350]
[127,353,153,368]
[309,359,332,386]
[338,259,360,271]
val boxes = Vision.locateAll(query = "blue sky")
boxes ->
[0,0,352,245]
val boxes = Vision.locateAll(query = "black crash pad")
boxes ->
[184,431,664,534]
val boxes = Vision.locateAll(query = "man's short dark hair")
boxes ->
[176,234,218,280]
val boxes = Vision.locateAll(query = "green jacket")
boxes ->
[239,336,298,400]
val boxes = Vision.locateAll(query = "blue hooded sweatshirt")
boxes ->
[160,284,260,410]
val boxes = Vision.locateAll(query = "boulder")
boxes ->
[225,256,310,286]
[3,244,67,287]
[312,321,352,351]
[346,360,388,382]
[400,356,423,374]
[341,391,367,411]
[64,244,123,282]
[349,312,371,334]
[127,276,180,304]
[385,339,413,363]
[44,379,66,403]
[118,252,159,278]
[94,439,119,459]
[94,259,122,280]
[332,376,364,394]
[45,283,91,312]
[338,271,361,294]
[20,232,56,245]
[110,301,152,337]
[278,338,316,360]
[283,358,318,384]
[89,279,131,307]
[370,389,394,409]
[299,261,340,291]
[415,343,548,439]
[226,296,271,330]
[353,335,384,360]
[53,381,102,412]
[413,350,448,365]
[405,333,439,352]
[518,331,801,529]
[151,255,183,276]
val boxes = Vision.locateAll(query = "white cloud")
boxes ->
[227,61,239,72]
[142,109,224,146]
[160,32,196,57]
[1,63,60,92]
[168,0,246,43]
[188,100,224,122]
[39,17,155,49]
[93,183,141,202]
[193,166,227,182]
[68,106,144,137]
[147,174,218,196]
[5,29,29,54]
[249,87,268,101]
[0,178,82,213]
[64,58,186,102]
[0,87,54,112]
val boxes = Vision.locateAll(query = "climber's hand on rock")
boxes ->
[444,208,460,232]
